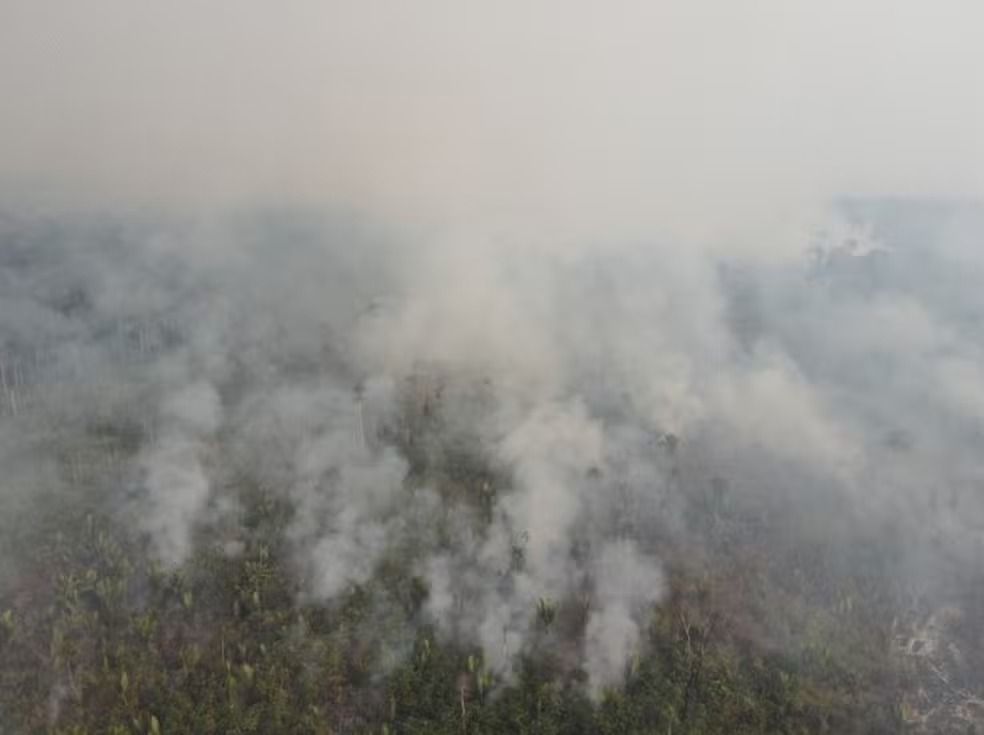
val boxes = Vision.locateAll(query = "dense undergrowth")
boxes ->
[0,418,911,734]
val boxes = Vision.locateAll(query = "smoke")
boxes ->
[585,541,665,692]
[138,381,222,567]
[234,380,412,598]
[1,1,984,700]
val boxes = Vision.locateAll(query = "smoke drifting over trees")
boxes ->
[1,2,984,731]
[2,201,984,730]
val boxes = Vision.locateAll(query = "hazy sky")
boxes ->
[2,2,983,248]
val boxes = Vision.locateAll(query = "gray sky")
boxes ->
[1,1,982,250]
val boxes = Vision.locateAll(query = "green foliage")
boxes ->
[0,463,912,734]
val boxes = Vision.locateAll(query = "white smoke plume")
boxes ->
[585,541,665,692]
[138,381,221,568]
